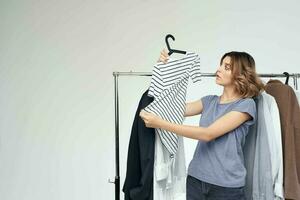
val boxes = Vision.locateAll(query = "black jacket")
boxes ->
[122,90,155,200]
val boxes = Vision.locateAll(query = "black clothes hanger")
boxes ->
[283,72,290,85]
[165,34,187,56]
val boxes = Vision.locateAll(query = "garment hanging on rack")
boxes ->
[243,92,284,200]
[265,79,300,200]
[153,124,186,200]
[122,90,155,200]
[263,92,284,200]
[244,94,275,200]
[294,89,300,107]
[145,52,201,155]
[243,96,258,200]
[144,52,201,200]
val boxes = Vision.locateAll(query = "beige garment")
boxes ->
[265,79,300,200]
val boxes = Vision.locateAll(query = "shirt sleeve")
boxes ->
[148,64,163,98]
[231,98,257,126]
[201,95,215,113]
[190,55,201,83]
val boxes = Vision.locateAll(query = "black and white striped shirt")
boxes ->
[144,52,201,155]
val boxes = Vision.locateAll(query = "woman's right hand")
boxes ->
[157,48,170,63]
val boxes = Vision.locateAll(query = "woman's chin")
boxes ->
[215,79,222,85]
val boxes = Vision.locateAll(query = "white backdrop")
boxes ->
[0,0,299,200]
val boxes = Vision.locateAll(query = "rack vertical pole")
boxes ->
[114,74,120,200]
[294,74,298,90]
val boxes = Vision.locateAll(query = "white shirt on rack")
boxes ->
[262,92,284,200]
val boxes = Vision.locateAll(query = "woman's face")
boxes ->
[215,56,234,86]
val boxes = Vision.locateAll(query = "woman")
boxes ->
[139,49,264,200]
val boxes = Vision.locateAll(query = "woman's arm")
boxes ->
[139,110,252,142]
[184,100,203,117]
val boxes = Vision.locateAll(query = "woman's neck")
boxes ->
[220,86,241,101]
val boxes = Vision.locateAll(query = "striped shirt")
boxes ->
[144,52,201,155]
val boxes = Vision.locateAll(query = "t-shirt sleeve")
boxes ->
[190,55,201,83]
[200,95,215,113]
[231,98,257,126]
[148,65,163,98]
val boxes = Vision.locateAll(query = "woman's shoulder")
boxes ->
[200,95,218,106]
[201,94,218,101]
[236,97,256,109]
[200,95,218,112]
[238,97,256,104]
[232,97,257,125]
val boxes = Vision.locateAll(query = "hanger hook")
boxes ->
[283,72,290,85]
[165,34,175,56]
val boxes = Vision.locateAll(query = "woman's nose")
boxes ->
[217,64,224,72]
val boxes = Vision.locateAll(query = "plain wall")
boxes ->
[0,0,299,200]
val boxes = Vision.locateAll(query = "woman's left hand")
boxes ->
[139,109,163,128]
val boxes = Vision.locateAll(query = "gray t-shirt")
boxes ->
[187,95,257,188]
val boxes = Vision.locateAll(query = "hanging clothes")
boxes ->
[294,89,300,107]
[265,79,300,200]
[145,52,201,155]
[122,90,155,200]
[144,52,201,200]
[153,125,186,200]
[263,92,284,200]
[243,96,259,200]
[243,92,284,200]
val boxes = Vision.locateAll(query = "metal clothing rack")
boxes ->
[109,71,300,200]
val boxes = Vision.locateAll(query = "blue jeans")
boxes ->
[186,175,246,200]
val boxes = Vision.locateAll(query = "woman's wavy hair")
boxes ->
[220,51,265,98]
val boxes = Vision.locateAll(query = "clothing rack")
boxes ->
[109,71,300,200]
